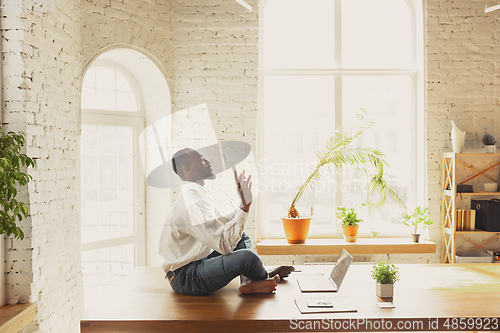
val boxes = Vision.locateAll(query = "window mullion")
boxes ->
[334,0,343,208]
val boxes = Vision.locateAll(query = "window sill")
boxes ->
[256,238,436,256]
[0,303,36,333]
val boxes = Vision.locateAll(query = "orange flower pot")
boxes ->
[282,218,311,244]
[342,224,359,242]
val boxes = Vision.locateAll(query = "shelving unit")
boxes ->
[441,152,500,263]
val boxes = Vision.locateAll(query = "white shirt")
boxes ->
[159,181,248,272]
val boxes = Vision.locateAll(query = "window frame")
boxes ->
[257,0,425,241]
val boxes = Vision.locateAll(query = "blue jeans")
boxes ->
[170,233,268,295]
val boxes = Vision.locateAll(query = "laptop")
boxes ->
[297,248,353,292]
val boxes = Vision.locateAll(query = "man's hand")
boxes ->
[234,169,253,212]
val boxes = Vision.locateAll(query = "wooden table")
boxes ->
[81,264,500,332]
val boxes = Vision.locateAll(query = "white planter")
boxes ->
[450,120,465,153]
[376,282,394,298]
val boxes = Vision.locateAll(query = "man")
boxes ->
[159,148,294,295]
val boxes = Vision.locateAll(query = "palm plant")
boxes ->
[287,112,404,218]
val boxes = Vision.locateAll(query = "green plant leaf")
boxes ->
[0,131,35,240]
[400,206,436,233]
[371,260,399,284]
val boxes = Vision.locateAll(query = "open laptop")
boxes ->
[297,248,353,292]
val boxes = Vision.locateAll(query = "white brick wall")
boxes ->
[81,0,174,84]
[2,1,84,332]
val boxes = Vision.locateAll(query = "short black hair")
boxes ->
[172,148,195,180]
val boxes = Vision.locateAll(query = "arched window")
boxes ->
[80,59,145,309]
[260,0,423,238]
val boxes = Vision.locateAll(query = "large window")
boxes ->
[81,61,145,309]
[259,0,423,238]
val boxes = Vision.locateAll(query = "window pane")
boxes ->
[81,125,135,243]
[263,0,335,69]
[116,91,138,112]
[342,75,412,234]
[262,76,337,237]
[116,72,134,92]
[82,66,138,112]
[81,87,96,109]
[95,66,116,90]
[341,0,413,69]
[83,68,96,88]
[95,89,116,110]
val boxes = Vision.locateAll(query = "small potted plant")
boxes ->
[401,206,436,243]
[482,132,496,154]
[371,260,399,298]
[336,206,363,242]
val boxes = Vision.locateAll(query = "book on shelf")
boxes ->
[470,209,476,231]
[455,209,476,231]
[465,209,470,231]
[462,210,466,231]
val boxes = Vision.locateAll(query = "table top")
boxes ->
[81,263,500,332]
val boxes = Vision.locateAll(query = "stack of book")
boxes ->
[455,209,476,231]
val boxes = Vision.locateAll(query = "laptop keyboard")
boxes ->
[306,276,335,290]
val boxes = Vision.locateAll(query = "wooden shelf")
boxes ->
[443,152,500,157]
[457,230,500,234]
[0,303,36,333]
[444,190,500,196]
[441,152,500,263]
[256,238,436,256]
[456,191,500,196]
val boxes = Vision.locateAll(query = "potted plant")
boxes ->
[371,260,399,298]
[482,132,496,154]
[0,131,36,240]
[282,111,404,244]
[401,206,436,243]
[336,206,363,242]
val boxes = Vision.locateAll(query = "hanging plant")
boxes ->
[0,131,36,240]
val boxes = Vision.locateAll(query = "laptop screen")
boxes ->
[329,248,353,288]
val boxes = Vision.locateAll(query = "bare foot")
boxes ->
[239,275,280,294]
[268,265,295,280]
